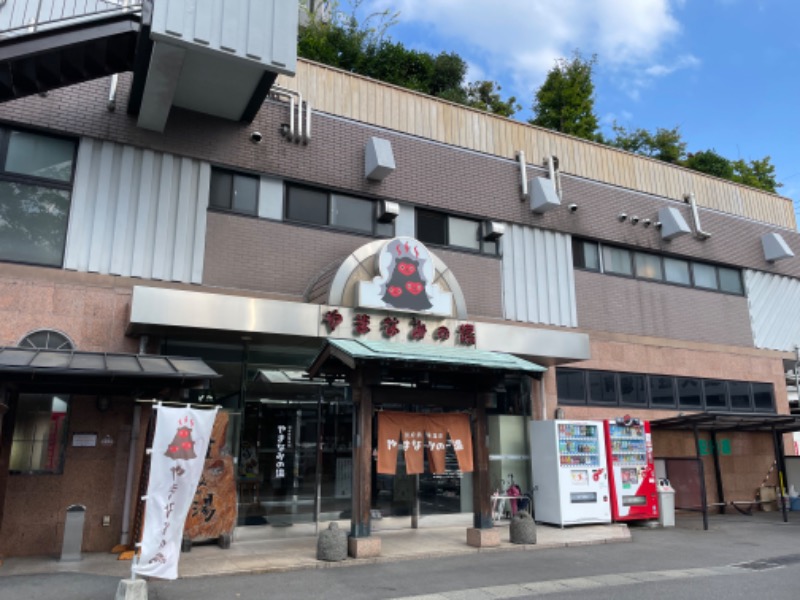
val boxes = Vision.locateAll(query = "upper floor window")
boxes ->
[210,168,258,215]
[556,367,775,413]
[0,128,76,267]
[416,208,498,255]
[18,329,74,350]
[572,238,744,296]
[285,183,394,236]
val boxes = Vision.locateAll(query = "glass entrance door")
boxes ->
[238,389,352,527]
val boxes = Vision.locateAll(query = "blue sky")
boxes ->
[354,0,800,227]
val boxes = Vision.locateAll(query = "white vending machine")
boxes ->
[529,420,611,526]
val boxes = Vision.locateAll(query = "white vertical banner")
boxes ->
[133,404,219,580]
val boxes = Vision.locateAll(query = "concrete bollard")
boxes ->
[317,522,348,562]
[115,579,148,600]
[509,510,537,545]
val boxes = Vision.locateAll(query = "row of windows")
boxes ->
[211,168,499,255]
[556,368,775,413]
[573,239,744,295]
[0,128,77,268]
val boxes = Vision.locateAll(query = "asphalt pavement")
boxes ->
[2,511,800,600]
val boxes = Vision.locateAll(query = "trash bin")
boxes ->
[657,479,675,527]
[60,504,86,562]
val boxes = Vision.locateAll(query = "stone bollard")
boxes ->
[317,522,348,562]
[509,510,537,545]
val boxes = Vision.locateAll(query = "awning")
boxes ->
[308,338,546,378]
[650,411,800,434]
[0,347,219,394]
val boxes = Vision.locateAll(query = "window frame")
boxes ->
[415,207,499,256]
[9,393,70,475]
[209,167,260,216]
[0,127,78,268]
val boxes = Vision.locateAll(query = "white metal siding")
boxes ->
[745,270,800,351]
[502,224,577,327]
[64,138,209,284]
[152,0,298,73]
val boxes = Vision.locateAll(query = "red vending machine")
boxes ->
[604,416,658,522]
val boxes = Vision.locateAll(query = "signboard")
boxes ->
[358,237,453,316]
[72,433,97,447]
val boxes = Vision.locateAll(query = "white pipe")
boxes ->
[107,73,118,112]
[119,404,141,546]
[540,376,547,421]
[296,91,303,143]
[518,151,527,200]
[686,193,711,239]
[289,95,296,140]
[304,101,312,144]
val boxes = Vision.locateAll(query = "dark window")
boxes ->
[416,209,447,245]
[588,371,618,404]
[718,267,744,294]
[209,168,258,214]
[572,239,600,270]
[556,369,586,404]
[752,383,774,412]
[619,373,647,406]
[634,252,663,280]
[703,380,728,410]
[729,381,752,411]
[0,128,76,268]
[649,376,676,408]
[286,185,328,225]
[10,394,69,473]
[677,378,702,409]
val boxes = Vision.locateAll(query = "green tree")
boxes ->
[610,124,686,164]
[297,1,516,115]
[530,52,600,141]
[684,149,734,180]
[464,81,520,118]
[732,156,781,192]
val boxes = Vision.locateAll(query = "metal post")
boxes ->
[710,431,725,515]
[693,426,708,531]
[773,428,789,523]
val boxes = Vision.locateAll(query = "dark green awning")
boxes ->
[308,338,545,377]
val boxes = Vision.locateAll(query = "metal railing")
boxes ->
[0,0,142,38]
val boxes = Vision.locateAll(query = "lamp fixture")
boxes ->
[568,203,578,213]
[642,219,652,227]
[630,216,639,225]
[618,213,628,222]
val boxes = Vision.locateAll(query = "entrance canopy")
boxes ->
[308,338,546,380]
[0,347,218,395]
[651,411,800,434]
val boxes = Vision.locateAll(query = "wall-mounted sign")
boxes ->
[358,237,453,316]
[72,433,98,447]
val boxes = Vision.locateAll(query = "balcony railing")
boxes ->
[0,0,142,38]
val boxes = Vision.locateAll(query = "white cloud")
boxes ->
[359,0,690,102]
[645,54,701,77]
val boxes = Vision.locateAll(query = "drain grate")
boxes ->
[731,554,800,571]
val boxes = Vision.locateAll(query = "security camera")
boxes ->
[568,203,578,213]
[250,131,263,143]
[618,213,628,222]
[630,215,639,225]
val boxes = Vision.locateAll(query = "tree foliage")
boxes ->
[529,52,600,141]
[298,1,517,116]
[610,124,686,164]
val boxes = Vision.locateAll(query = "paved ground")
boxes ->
[3,511,800,600]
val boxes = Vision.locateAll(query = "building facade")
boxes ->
[0,0,798,558]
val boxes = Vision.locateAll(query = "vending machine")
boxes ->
[529,420,611,526]
[604,417,659,522]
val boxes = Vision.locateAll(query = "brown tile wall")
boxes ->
[0,397,138,557]
[0,265,137,352]
[574,269,754,347]
[1,74,799,282]
[203,213,504,318]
